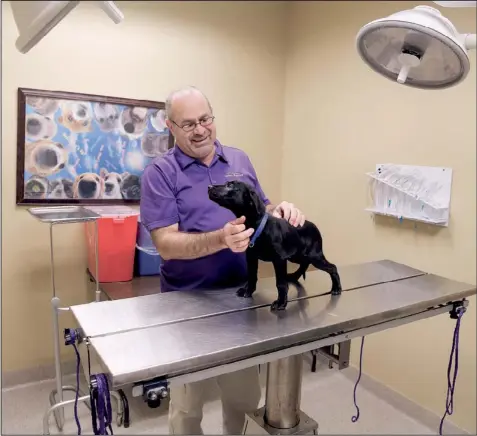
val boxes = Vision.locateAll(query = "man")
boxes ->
[140,86,305,435]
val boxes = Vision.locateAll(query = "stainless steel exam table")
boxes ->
[69,259,475,435]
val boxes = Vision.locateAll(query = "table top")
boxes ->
[79,259,425,338]
[87,261,280,301]
[87,271,163,300]
[70,259,477,388]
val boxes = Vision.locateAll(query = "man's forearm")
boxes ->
[154,229,227,260]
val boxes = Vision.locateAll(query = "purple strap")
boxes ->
[351,336,365,423]
[92,374,113,435]
[64,328,82,435]
[249,214,269,248]
[439,305,465,435]
[351,304,466,435]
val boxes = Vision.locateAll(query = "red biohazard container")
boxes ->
[85,206,139,283]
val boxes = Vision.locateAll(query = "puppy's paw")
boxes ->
[243,288,255,298]
[331,286,342,296]
[271,299,287,311]
[236,286,255,298]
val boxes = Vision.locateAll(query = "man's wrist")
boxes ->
[214,228,228,250]
[266,203,276,214]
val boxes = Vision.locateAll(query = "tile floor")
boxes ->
[2,359,440,435]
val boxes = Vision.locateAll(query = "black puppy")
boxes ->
[208,180,342,311]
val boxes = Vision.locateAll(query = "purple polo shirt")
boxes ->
[140,140,270,292]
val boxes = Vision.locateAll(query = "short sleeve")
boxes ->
[140,163,179,232]
[246,155,270,206]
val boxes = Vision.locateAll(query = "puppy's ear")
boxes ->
[100,168,108,179]
[245,188,261,212]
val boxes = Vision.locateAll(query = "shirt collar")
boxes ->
[215,140,229,163]
[174,140,229,169]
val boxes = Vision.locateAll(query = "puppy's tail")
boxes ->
[287,263,309,282]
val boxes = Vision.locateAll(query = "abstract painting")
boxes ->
[16,88,174,205]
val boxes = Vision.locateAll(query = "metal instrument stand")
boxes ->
[28,206,122,432]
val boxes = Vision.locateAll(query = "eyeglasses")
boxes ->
[171,116,215,132]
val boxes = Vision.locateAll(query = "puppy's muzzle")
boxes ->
[208,184,226,191]
[79,180,98,198]
[39,149,59,167]
[124,123,134,134]
[208,184,226,199]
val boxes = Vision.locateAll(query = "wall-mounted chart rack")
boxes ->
[366,163,453,227]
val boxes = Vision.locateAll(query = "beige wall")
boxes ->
[1,0,285,371]
[283,1,476,432]
[2,0,476,433]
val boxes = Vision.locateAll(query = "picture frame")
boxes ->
[16,87,175,205]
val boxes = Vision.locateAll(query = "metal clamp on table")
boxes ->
[132,380,169,409]
[67,259,474,435]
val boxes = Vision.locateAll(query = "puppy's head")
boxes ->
[150,109,167,133]
[58,101,93,133]
[26,97,59,116]
[73,173,104,199]
[25,140,68,176]
[141,132,169,158]
[100,168,124,198]
[120,107,149,139]
[120,173,141,200]
[25,113,57,140]
[93,103,120,132]
[24,175,50,199]
[49,178,74,199]
[208,180,264,219]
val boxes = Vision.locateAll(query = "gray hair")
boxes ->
[164,85,213,120]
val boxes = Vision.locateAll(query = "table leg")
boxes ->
[243,354,318,435]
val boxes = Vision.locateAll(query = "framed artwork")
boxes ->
[16,87,175,205]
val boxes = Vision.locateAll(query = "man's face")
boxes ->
[166,92,217,162]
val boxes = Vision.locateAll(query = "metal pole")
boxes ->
[49,223,64,430]
[264,354,303,429]
[49,223,57,298]
[43,395,89,435]
[94,219,100,302]
[43,391,124,435]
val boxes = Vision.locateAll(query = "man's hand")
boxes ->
[222,216,254,253]
[271,201,305,227]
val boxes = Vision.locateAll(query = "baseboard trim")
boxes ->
[341,364,471,435]
[2,360,77,390]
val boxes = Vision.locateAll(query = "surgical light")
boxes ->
[356,1,476,89]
